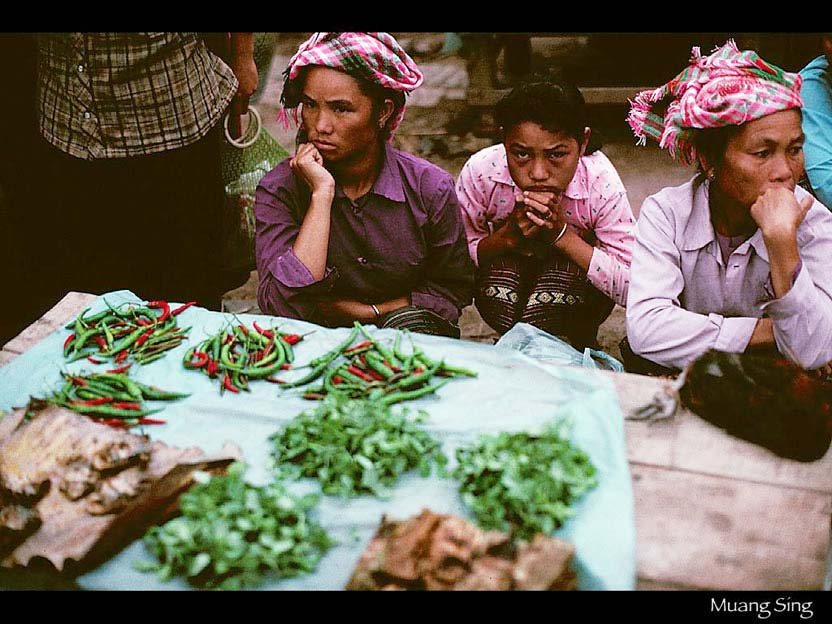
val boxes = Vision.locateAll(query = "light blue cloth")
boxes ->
[801,55,832,209]
[0,290,635,590]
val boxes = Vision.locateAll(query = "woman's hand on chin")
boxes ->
[291,143,335,196]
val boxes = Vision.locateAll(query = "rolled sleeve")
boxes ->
[254,162,335,320]
[585,190,635,307]
[712,314,758,353]
[760,263,832,369]
[454,158,491,267]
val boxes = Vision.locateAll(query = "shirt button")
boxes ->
[82,111,91,120]
[358,257,368,265]
[77,64,85,73]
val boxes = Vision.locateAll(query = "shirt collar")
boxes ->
[682,179,770,261]
[333,143,405,204]
[488,145,589,201]
[370,143,405,203]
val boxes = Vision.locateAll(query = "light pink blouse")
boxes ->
[626,176,832,370]
[455,144,635,307]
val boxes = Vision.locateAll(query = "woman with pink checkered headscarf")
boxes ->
[623,40,832,377]
[254,33,474,337]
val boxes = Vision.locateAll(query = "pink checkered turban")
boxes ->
[627,40,803,165]
[277,32,423,138]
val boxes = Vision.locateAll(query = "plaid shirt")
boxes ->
[37,33,238,160]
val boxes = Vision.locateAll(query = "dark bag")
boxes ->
[679,350,832,462]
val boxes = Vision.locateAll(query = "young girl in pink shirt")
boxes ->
[455,81,635,348]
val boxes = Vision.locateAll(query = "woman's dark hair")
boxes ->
[288,66,405,141]
[692,125,742,173]
[495,81,601,154]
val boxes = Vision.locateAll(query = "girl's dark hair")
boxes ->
[495,81,601,154]
[288,66,405,141]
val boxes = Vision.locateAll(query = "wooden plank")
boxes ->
[3,292,97,356]
[0,350,17,368]
[674,410,832,494]
[604,370,677,467]
[467,86,650,107]
[632,464,830,590]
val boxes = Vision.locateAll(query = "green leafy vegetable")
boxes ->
[453,420,597,540]
[136,462,333,590]
[269,394,447,498]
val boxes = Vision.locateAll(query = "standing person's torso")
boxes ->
[36,33,238,160]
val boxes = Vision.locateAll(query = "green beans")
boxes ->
[279,322,476,407]
[63,298,191,367]
[44,371,188,428]
[182,322,304,394]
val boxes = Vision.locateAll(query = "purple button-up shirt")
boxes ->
[255,144,474,325]
[626,176,832,370]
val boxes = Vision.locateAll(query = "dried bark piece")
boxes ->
[346,509,576,591]
[0,401,240,575]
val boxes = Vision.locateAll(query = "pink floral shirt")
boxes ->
[454,144,635,307]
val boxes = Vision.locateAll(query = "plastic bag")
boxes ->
[495,322,624,372]
[220,106,289,273]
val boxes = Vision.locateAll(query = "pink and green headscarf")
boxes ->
[277,32,423,138]
[627,40,803,165]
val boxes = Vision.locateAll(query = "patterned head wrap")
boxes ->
[277,32,423,138]
[627,40,803,165]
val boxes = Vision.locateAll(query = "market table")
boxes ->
[2,291,831,591]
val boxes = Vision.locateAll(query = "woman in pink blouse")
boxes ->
[625,40,832,375]
[455,81,635,349]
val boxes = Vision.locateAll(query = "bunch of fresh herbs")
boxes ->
[269,395,447,498]
[453,420,598,540]
[135,462,333,590]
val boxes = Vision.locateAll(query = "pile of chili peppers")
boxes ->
[281,323,477,406]
[48,371,189,428]
[183,321,306,394]
[63,300,195,366]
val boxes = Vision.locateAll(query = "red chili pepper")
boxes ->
[135,318,153,327]
[223,374,240,394]
[147,300,171,323]
[253,321,275,338]
[112,402,142,411]
[280,363,292,370]
[414,367,424,374]
[332,376,344,385]
[63,333,76,351]
[283,334,301,346]
[107,363,133,374]
[137,418,167,425]
[347,365,374,382]
[69,375,88,387]
[115,350,129,364]
[237,324,249,337]
[171,301,197,316]
[98,419,130,428]
[367,370,386,381]
[134,328,155,348]
[265,376,286,384]
[186,350,210,369]
[71,397,114,406]
[344,340,372,354]
[206,359,219,376]
[87,356,105,364]
[383,360,401,373]
[94,336,108,351]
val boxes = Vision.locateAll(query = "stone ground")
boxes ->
[223,33,693,360]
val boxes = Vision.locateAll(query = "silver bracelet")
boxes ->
[370,303,381,319]
[552,222,569,245]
